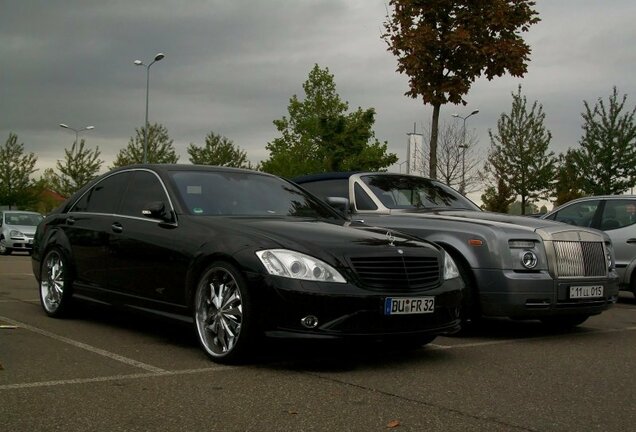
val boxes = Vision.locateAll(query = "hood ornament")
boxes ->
[386,230,395,246]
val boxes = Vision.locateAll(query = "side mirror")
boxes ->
[142,201,174,223]
[326,196,350,216]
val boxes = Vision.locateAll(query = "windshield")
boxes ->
[4,213,43,226]
[170,170,343,220]
[361,175,480,211]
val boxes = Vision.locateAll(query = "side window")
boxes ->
[71,173,130,214]
[119,171,169,218]
[299,179,348,200]
[553,200,599,227]
[354,183,378,211]
[600,199,636,231]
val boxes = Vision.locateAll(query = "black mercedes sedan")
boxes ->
[32,165,463,363]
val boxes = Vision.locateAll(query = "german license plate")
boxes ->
[384,297,434,315]
[569,285,603,299]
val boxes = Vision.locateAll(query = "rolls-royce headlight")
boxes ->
[256,249,346,283]
[443,250,460,280]
[521,251,538,269]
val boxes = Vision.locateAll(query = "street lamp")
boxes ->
[59,123,95,145]
[134,52,165,164]
[451,109,479,194]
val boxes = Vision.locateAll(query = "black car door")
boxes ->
[64,172,131,292]
[107,169,189,308]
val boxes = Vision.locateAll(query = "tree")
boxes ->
[423,121,482,193]
[509,200,539,215]
[553,149,584,206]
[572,87,636,195]
[112,123,179,167]
[0,133,38,209]
[188,132,250,168]
[49,140,103,197]
[382,0,539,179]
[481,178,515,213]
[485,86,556,215]
[261,64,397,177]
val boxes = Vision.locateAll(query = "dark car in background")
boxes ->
[293,172,619,328]
[31,165,463,363]
[542,195,636,297]
[0,210,43,255]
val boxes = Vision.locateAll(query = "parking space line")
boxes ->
[430,325,636,350]
[0,316,167,373]
[0,366,233,390]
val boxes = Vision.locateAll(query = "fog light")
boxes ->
[300,315,319,329]
[521,251,538,269]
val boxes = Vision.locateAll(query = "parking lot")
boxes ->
[2,253,636,432]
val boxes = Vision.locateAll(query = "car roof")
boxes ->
[292,171,440,183]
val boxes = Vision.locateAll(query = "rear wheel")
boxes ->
[541,315,589,329]
[193,262,256,364]
[39,248,73,317]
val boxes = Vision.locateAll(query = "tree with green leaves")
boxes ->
[261,64,397,177]
[188,132,250,168]
[0,133,38,209]
[481,178,515,213]
[382,0,539,179]
[484,86,556,215]
[553,149,584,206]
[112,123,179,167]
[572,87,636,195]
[49,140,103,197]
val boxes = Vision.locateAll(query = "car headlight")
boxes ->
[443,250,460,280]
[256,249,346,283]
[605,242,614,270]
[9,230,24,238]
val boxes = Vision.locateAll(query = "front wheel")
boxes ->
[193,262,256,364]
[541,315,589,329]
[39,248,73,317]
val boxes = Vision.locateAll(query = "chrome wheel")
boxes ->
[195,264,246,360]
[40,249,67,315]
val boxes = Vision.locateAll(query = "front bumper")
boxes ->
[6,236,34,251]
[474,268,619,319]
[247,273,463,339]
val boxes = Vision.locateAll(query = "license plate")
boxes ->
[569,285,603,299]
[384,297,434,315]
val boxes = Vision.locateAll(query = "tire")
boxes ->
[0,237,11,255]
[193,262,256,364]
[454,258,481,331]
[39,248,73,317]
[541,315,589,329]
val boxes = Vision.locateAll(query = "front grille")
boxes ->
[349,256,440,290]
[553,241,607,277]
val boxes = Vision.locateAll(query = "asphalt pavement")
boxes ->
[2,253,636,431]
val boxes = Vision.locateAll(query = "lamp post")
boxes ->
[452,109,479,194]
[59,123,95,145]
[134,52,165,164]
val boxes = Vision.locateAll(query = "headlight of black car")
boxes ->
[443,250,460,280]
[256,249,346,283]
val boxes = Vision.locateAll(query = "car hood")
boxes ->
[203,217,438,258]
[388,209,565,233]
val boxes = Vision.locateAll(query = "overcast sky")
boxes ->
[2,0,635,184]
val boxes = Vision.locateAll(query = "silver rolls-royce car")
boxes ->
[293,172,620,328]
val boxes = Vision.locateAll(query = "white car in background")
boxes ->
[542,195,636,297]
[0,210,43,255]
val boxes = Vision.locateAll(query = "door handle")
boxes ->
[626,238,636,244]
[111,223,123,234]
[66,216,76,225]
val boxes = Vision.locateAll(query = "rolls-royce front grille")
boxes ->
[349,256,440,290]
[553,241,607,277]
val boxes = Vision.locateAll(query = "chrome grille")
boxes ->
[553,241,606,277]
[349,256,440,290]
